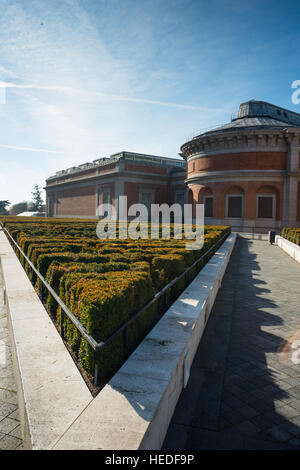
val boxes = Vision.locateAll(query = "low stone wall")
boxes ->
[275,235,300,264]
[0,229,236,450]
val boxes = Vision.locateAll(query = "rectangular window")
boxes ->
[140,191,153,213]
[49,196,53,216]
[257,196,274,218]
[175,191,185,210]
[101,188,111,217]
[102,188,111,205]
[204,196,213,217]
[227,196,243,218]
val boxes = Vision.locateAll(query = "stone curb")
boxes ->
[275,235,300,264]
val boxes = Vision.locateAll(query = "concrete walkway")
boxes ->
[0,270,23,450]
[163,238,300,450]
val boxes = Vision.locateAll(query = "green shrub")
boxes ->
[282,228,300,246]
[152,254,185,288]
[2,218,230,383]
[61,271,154,377]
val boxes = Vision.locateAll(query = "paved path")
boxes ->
[0,270,23,450]
[163,238,300,450]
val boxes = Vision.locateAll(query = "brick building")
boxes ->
[45,151,186,218]
[181,100,300,230]
[46,100,300,229]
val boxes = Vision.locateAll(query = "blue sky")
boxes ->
[1,0,300,205]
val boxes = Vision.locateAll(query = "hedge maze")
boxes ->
[1,216,230,388]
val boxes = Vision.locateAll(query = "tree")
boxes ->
[0,200,10,215]
[9,201,28,215]
[31,185,44,212]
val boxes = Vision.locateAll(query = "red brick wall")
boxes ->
[124,181,169,206]
[56,185,95,216]
[188,152,286,174]
[124,182,140,207]
[155,185,168,204]
[193,181,283,221]
[124,163,167,174]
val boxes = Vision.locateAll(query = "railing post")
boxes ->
[94,351,99,387]
[184,271,189,287]
[60,310,65,340]
[123,326,128,354]
[164,289,169,311]
[39,280,43,302]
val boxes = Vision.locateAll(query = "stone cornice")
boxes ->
[287,170,300,178]
[181,129,295,160]
[45,168,180,191]
[185,169,286,184]
[186,146,287,160]
[45,168,119,189]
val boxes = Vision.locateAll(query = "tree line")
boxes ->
[0,184,45,215]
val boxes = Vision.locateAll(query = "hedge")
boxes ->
[58,270,154,377]
[282,228,300,246]
[1,217,230,384]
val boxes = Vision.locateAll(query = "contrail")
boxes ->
[0,81,220,112]
[0,144,63,153]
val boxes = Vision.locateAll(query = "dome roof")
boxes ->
[192,100,300,139]
[197,116,296,137]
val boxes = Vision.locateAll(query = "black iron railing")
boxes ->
[0,222,229,388]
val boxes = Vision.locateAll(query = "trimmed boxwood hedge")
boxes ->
[58,270,154,377]
[282,228,300,246]
[1,216,230,384]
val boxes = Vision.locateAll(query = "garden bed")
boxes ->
[0,216,230,392]
[281,228,300,246]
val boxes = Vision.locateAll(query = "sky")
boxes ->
[1,0,300,205]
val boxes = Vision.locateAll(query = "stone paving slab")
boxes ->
[0,270,23,450]
[163,238,300,450]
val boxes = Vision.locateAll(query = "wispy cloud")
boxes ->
[0,143,63,153]
[0,81,217,111]
[0,66,18,79]
[0,0,229,205]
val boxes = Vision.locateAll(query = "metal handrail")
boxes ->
[0,221,229,387]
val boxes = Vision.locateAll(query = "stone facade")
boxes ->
[45,151,187,218]
[181,100,300,230]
